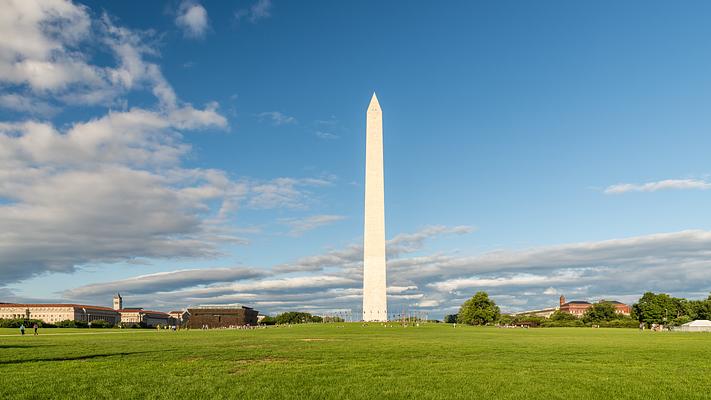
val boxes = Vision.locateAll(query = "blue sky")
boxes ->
[2,0,711,318]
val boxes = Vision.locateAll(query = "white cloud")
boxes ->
[0,2,328,286]
[0,0,92,91]
[0,106,331,285]
[64,267,267,298]
[99,228,711,316]
[315,131,339,140]
[230,276,356,293]
[0,1,188,108]
[387,225,473,257]
[0,106,224,168]
[604,178,711,194]
[274,225,473,273]
[280,214,346,236]
[235,0,272,23]
[0,0,222,113]
[0,94,59,116]
[0,163,243,283]
[175,1,209,39]
[257,111,297,126]
[246,177,334,209]
[427,270,592,292]
[417,299,440,308]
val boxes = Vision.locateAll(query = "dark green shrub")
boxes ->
[594,318,639,328]
[55,320,88,328]
[275,312,322,324]
[87,320,113,328]
[541,319,585,327]
[444,314,458,323]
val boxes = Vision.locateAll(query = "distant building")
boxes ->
[110,293,171,327]
[113,293,123,310]
[676,320,711,332]
[117,308,171,327]
[0,294,192,327]
[511,307,558,318]
[558,295,631,317]
[558,295,591,317]
[186,305,258,328]
[0,304,120,325]
[597,300,632,316]
[169,310,189,325]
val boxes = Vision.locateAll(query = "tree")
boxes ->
[456,292,500,325]
[274,312,322,324]
[87,319,112,328]
[582,302,619,324]
[444,314,458,323]
[549,310,578,321]
[0,318,52,328]
[687,295,711,320]
[541,312,584,327]
[633,292,684,325]
[511,314,545,327]
[260,316,277,325]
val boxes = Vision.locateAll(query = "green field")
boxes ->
[1,324,710,399]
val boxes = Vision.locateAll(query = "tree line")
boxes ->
[0,318,114,328]
[446,291,711,328]
[260,311,344,325]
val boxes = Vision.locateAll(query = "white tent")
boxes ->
[677,320,711,332]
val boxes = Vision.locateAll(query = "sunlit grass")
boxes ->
[1,324,710,399]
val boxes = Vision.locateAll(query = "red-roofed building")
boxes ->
[0,294,184,327]
[169,310,189,324]
[0,303,120,325]
[558,295,631,317]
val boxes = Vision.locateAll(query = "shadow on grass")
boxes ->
[0,344,42,349]
[0,350,158,365]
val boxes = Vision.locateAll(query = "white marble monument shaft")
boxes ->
[362,93,387,322]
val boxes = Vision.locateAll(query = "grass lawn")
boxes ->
[1,324,710,399]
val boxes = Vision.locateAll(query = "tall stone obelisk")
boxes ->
[362,93,387,322]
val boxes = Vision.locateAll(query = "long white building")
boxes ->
[0,303,121,325]
[0,293,182,327]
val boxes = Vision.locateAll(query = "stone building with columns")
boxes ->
[0,293,177,327]
[0,303,120,325]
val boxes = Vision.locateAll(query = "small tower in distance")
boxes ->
[559,294,566,306]
[113,293,123,310]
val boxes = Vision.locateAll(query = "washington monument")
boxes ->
[362,93,387,322]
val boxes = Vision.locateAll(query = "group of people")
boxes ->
[18,323,39,336]
[197,324,256,330]
[157,325,179,331]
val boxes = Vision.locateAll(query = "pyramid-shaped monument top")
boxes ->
[368,92,381,112]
